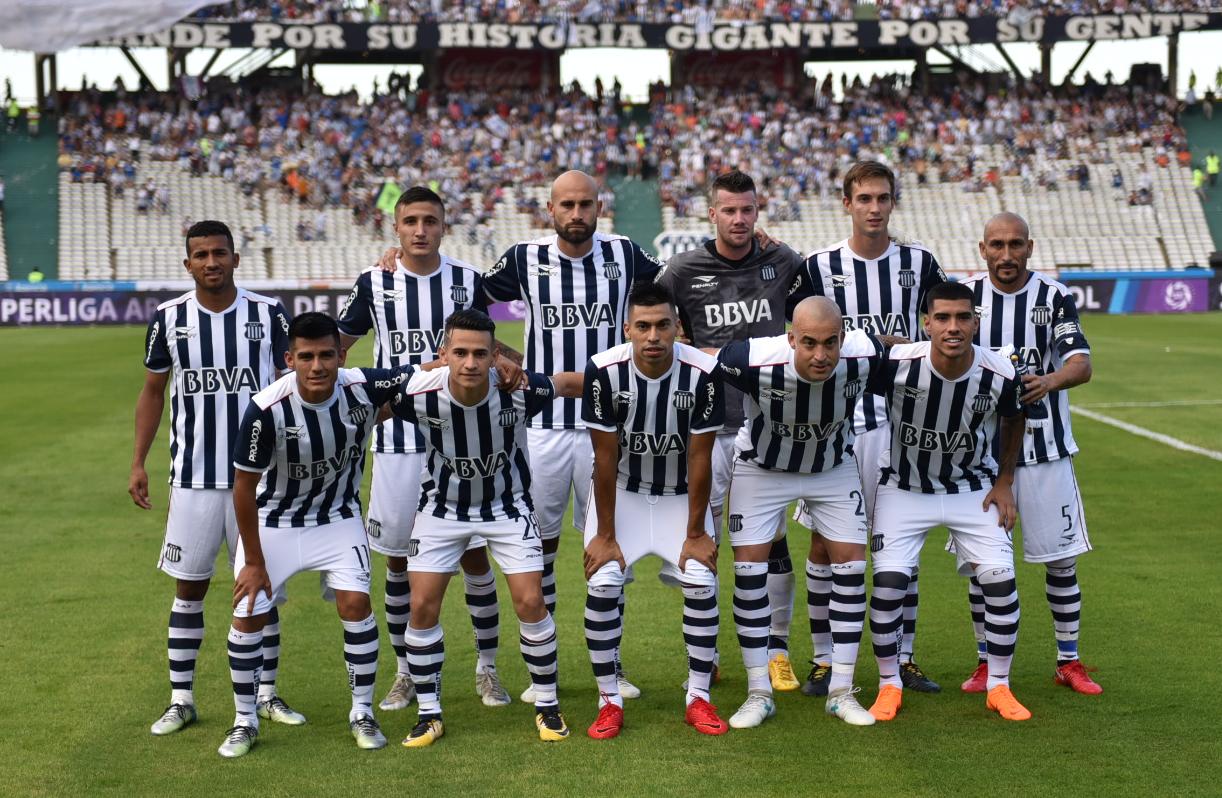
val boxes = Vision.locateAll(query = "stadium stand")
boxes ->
[55,70,1213,277]
[189,0,1220,23]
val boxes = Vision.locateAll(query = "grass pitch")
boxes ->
[1,314,1220,797]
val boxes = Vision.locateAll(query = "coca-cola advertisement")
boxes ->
[437,49,558,91]
[672,50,798,90]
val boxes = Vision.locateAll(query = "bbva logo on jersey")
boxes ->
[619,430,686,455]
[442,451,510,480]
[770,419,842,441]
[389,328,445,357]
[898,422,973,453]
[704,299,773,327]
[540,303,614,329]
[182,367,258,395]
[843,313,907,337]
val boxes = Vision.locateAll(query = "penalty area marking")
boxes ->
[1071,406,1222,462]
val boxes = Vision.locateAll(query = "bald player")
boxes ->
[710,297,888,727]
[957,213,1101,696]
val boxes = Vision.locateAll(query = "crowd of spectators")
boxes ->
[56,66,1190,232]
[190,0,1220,24]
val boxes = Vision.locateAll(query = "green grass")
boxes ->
[1,315,1221,797]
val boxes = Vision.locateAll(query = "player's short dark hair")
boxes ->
[395,185,446,218]
[709,169,757,202]
[843,160,896,200]
[444,308,496,345]
[924,280,974,312]
[288,312,340,346]
[184,219,235,256]
[627,280,676,314]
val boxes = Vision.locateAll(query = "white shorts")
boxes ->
[583,490,717,588]
[527,428,593,540]
[368,452,485,557]
[794,422,889,533]
[872,483,1015,574]
[233,516,371,618]
[711,432,736,521]
[1014,458,1091,562]
[408,512,543,575]
[729,460,867,547]
[159,486,238,581]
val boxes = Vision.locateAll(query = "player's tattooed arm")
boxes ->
[232,468,273,616]
[1022,354,1091,403]
[494,338,523,365]
[877,335,910,348]
[550,372,585,398]
[129,369,170,510]
[983,415,1023,531]
[679,430,719,574]
[584,429,626,580]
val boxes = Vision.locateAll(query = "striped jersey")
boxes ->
[144,288,290,490]
[482,232,663,430]
[788,239,946,432]
[962,271,1090,466]
[656,240,803,433]
[390,367,555,522]
[867,342,1021,494]
[718,330,884,474]
[337,255,487,454]
[582,342,724,496]
[234,367,411,528]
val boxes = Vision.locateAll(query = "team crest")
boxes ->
[366,519,382,539]
[499,408,520,427]
[759,263,776,281]
[830,274,853,288]
[450,285,469,305]
[897,269,916,289]
[163,543,182,563]
[172,326,196,340]
[282,426,304,441]
[870,534,884,553]
[971,394,995,413]
[672,390,695,410]
[602,261,622,280]
[843,380,863,399]
[1030,305,1052,325]
[244,322,265,341]
[898,386,925,400]
[728,514,744,533]
[406,539,419,557]
[348,405,370,425]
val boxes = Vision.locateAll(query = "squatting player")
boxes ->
[865,282,1030,723]
[787,160,947,695]
[340,186,512,711]
[225,312,409,757]
[657,169,806,692]
[582,282,727,740]
[958,213,1101,696]
[378,171,661,702]
[131,220,305,737]
[391,309,584,748]
[715,297,884,729]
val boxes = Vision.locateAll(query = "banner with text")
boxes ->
[93,13,1222,53]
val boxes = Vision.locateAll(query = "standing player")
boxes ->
[865,282,1030,723]
[481,170,662,701]
[131,220,305,737]
[958,213,1101,695]
[339,187,510,711]
[224,312,407,758]
[582,282,726,740]
[787,160,946,696]
[656,169,806,691]
[392,309,582,747]
[715,297,881,728]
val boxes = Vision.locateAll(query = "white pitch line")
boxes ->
[1071,406,1222,462]
[1078,399,1222,409]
